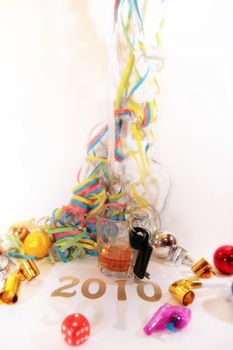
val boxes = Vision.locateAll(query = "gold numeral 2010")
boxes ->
[51,276,162,302]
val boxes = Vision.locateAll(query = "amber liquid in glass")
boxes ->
[99,246,132,272]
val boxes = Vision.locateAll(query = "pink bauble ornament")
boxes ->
[61,313,90,346]
[213,245,233,275]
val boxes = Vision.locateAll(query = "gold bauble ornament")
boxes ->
[23,231,52,259]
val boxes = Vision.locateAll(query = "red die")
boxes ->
[61,313,90,346]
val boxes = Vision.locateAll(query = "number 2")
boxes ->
[51,276,80,298]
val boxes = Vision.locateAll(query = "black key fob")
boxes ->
[129,227,153,280]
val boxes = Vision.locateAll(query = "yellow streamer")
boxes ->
[131,184,148,209]
[72,175,97,194]
[131,123,148,177]
[115,51,135,109]
[86,155,109,163]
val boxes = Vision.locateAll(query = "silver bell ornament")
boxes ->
[152,231,177,259]
[168,246,194,266]
[151,230,194,266]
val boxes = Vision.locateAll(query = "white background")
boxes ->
[0,1,232,349]
[0,0,232,253]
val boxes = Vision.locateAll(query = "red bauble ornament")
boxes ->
[213,245,233,275]
[61,313,90,346]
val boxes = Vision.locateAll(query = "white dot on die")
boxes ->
[62,325,66,331]
[85,326,89,331]
[76,340,80,345]
[68,339,72,344]
[76,331,80,336]
[68,331,72,336]
[75,314,79,318]
[73,322,78,327]
[81,329,84,333]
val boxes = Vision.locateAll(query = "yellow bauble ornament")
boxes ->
[23,231,52,259]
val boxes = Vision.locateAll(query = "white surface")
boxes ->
[0,0,232,349]
[1,257,232,350]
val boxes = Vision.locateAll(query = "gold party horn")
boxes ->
[169,279,195,306]
[185,277,202,289]
[18,259,40,281]
[191,258,215,279]
[0,271,21,304]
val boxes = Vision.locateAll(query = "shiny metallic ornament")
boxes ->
[168,246,194,266]
[213,245,233,275]
[23,231,52,259]
[0,255,10,272]
[0,235,12,252]
[152,231,177,259]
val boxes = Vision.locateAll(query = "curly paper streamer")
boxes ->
[3,0,166,262]
[108,0,166,209]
